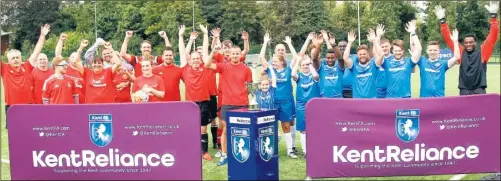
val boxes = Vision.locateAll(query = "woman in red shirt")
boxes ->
[132,58,165,103]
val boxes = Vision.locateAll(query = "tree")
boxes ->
[456,0,489,41]
[424,1,458,44]
[219,1,261,47]
[199,0,223,28]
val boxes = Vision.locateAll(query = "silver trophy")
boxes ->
[246,82,260,110]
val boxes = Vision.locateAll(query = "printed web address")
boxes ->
[432,117,486,124]
[32,126,70,131]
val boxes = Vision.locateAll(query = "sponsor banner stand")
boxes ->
[226,108,279,180]
[306,94,500,179]
[7,102,202,180]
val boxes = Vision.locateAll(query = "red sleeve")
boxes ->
[1,62,7,76]
[123,54,136,65]
[24,61,34,72]
[245,67,253,83]
[157,76,165,92]
[214,53,224,63]
[215,63,225,73]
[482,18,499,63]
[41,79,51,99]
[240,55,246,62]
[132,78,140,93]
[440,22,465,63]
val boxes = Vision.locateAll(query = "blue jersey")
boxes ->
[266,66,293,101]
[376,54,393,89]
[418,57,449,97]
[295,72,320,103]
[318,61,344,98]
[255,87,276,109]
[349,57,380,99]
[342,54,357,90]
[383,57,416,98]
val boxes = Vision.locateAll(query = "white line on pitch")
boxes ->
[1,159,9,164]
[450,174,467,180]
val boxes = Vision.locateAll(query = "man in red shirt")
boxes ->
[207,44,253,166]
[32,53,54,104]
[113,66,134,103]
[153,46,182,101]
[2,24,50,128]
[42,57,79,104]
[120,31,171,77]
[55,34,88,104]
[132,58,165,103]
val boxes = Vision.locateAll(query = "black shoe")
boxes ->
[213,143,218,149]
[292,147,299,155]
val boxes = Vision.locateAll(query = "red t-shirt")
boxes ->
[125,55,164,77]
[42,75,78,104]
[132,75,165,102]
[215,62,253,106]
[1,62,34,105]
[113,71,132,103]
[84,68,116,103]
[32,67,54,104]
[181,66,211,102]
[66,66,86,104]
[153,64,182,101]
[213,53,246,92]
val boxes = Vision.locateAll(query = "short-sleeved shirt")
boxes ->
[153,64,182,101]
[215,62,253,106]
[383,57,416,98]
[42,75,78,104]
[181,66,211,102]
[32,67,54,104]
[1,62,34,105]
[132,75,166,102]
[349,57,380,99]
[84,68,116,103]
[418,56,449,98]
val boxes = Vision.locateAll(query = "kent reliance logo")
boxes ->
[333,109,480,163]
[32,114,176,168]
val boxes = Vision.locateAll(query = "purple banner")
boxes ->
[7,102,201,180]
[306,94,500,178]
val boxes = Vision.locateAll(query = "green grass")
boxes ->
[1,62,500,180]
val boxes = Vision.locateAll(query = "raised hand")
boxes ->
[434,5,445,20]
[485,1,499,14]
[190,31,199,40]
[264,33,271,44]
[283,36,292,45]
[450,29,459,42]
[320,30,329,40]
[199,24,208,34]
[307,32,316,40]
[80,39,89,48]
[178,25,186,36]
[41,24,51,36]
[241,31,249,40]
[211,28,221,38]
[347,31,357,43]
[96,38,106,46]
[104,42,112,50]
[313,34,324,46]
[328,32,336,45]
[366,28,376,42]
[158,31,167,39]
[59,33,68,41]
[376,24,386,37]
[405,20,417,34]
[125,31,133,39]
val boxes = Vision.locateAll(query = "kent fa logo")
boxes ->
[395,109,420,142]
[89,114,113,147]
[231,127,250,163]
[259,126,275,162]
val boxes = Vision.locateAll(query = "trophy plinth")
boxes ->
[246,82,260,111]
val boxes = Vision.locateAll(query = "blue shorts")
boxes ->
[295,102,306,132]
[274,98,295,122]
[376,88,387,98]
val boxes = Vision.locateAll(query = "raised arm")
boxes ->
[74,40,89,67]
[298,32,315,58]
[106,42,122,74]
[268,66,277,87]
[291,54,302,81]
[241,31,250,55]
[85,38,105,65]
[185,31,198,52]
[481,1,499,63]
[55,33,67,58]
[343,31,357,69]
[406,20,422,64]
[210,28,221,50]
[259,33,271,68]
[328,33,345,69]
[120,31,134,62]
[448,29,461,68]
[283,36,298,59]
[436,5,464,58]
[178,25,188,67]
[28,24,50,66]
[374,25,386,66]
[200,24,212,67]
[158,31,172,47]
[321,30,333,50]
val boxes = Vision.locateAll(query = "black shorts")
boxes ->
[5,105,10,129]
[221,105,248,121]
[195,101,212,126]
[209,95,218,120]
[342,89,353,98]
[459,88,486,96]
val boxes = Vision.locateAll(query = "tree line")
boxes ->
[1,0,499,60]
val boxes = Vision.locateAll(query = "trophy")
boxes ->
[246,82,260,110]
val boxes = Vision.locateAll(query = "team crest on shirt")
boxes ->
[89,114,113,147]
[68,82,72,88]
[400,60,405,65]
[435,63,440,67]
[395,109,420,142]
[231,127,250,163]
[259,126,275,162]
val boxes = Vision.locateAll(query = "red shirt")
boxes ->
[66,66,86,104]
[215,62,253,106]
[213,53,246,92]
[181,66,211,102]
[153,64,182,101]
[1,62,34,105]
[32,67,54,104]
[84,68,116,103]
[124,55,164,77]
[42,75,78,104]
[132,75,165,102]
[113,71,132,103]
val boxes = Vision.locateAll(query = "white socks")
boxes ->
[300,132,306,154]
[291,125,297,148]
[284,133,293,153]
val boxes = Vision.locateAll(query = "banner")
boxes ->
[7,102,202,180]
[306,94,500,178]
[439,49,453,59]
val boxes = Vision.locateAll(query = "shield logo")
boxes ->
[89,114,113,147]
[259,135,274,161]
[395,109,420,142]
[231,136,250,163]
